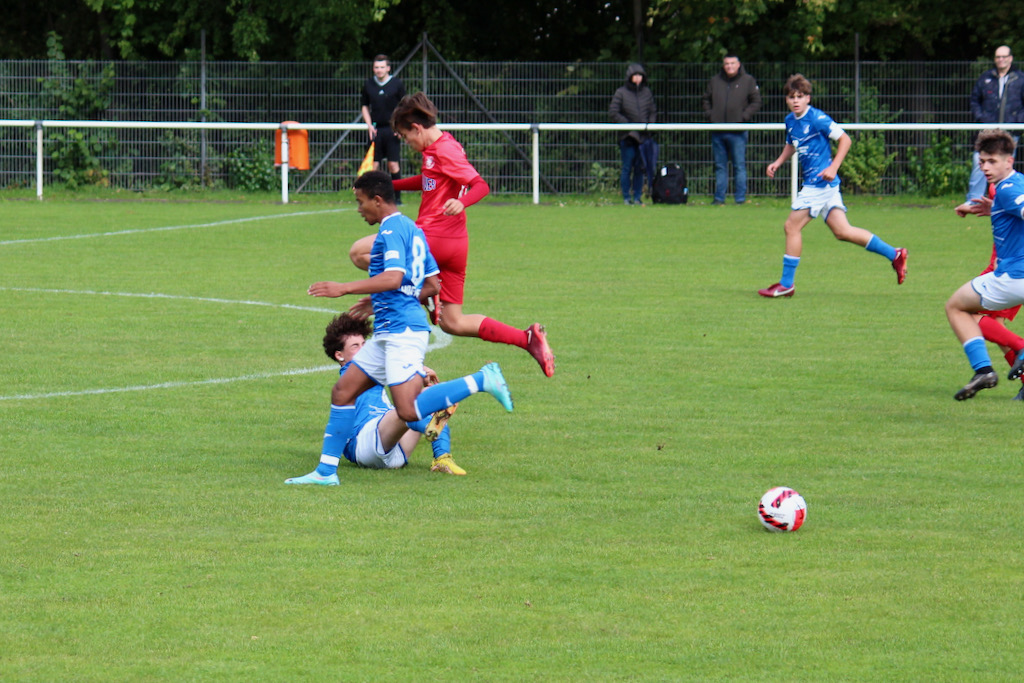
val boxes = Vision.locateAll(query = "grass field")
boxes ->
[2,192,1023,681]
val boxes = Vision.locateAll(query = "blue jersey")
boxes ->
[990,171,1024,278]
[368,212,439,333]
[785,105,845,189]
[340,362,392,463]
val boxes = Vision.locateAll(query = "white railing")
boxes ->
[4,120,1024,204]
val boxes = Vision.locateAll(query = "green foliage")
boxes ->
[38,33,116,189]
[838,85,899,194]
[586,161,618,194]
[224,138,280,191]
[907,133,971,197]
[152,131,203,190]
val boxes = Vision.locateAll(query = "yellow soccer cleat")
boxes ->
[430,453,466,476]
[424,403,458,441]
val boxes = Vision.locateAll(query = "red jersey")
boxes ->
[415,131,482,239]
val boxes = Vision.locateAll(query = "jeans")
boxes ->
[711,131,749,203]
[968,134,1019,200]
[619,139,645,202]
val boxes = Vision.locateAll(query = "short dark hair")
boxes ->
[724,53,740,61]
[391,92,438,131]
[353,170,396,203]
[323,313,372,362]
[373,54,390,65]
[784,73,812,97]
[976,128,1016,156]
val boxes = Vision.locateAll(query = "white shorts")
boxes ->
[350,413,408,469]
[351,328,428,387]
[972,271,1024,311]
[793,184,847,220]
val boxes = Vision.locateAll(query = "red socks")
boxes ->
[478,317,528,349]
[979,315,1024,354]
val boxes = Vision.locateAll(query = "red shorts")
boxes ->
[427,234,469,305]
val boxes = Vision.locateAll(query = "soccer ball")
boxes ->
[758,487,807,532]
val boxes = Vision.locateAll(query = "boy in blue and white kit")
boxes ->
[759,73,908,298]
[286,171,513,485]
[947,129,1024,400]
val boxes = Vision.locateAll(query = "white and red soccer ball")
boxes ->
[758,487,807,532]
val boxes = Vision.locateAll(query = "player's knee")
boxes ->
[395,404,419,423]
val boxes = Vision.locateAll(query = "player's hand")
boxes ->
[957,196,993,217]
[308,281,346,298]
[441,199,466,216]
[766,162,780,178]
[367,125,377,141]
[348,296,373,319]
[818,164,839,182]
[422,366,439,386]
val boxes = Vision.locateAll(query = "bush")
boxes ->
[907,134,970,197]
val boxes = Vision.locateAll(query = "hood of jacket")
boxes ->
[625,63,647,89]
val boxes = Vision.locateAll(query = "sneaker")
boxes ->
[954,370,998,401]
[285,470,339,485]
[480,362,514,412]
[1009,353,1024,380]
[525,323,555,377]
[892,247,908,285]
[758,282,795,298]
[430,453,466,475]
[425,294,441,325]
[425,403,458,441]
[711,199,725,206]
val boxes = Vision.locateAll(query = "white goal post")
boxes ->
[3,120,1023,204]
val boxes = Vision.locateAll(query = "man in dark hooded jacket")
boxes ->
[702,54,761,205]
[610,63,657,205]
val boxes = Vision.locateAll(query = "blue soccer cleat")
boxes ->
[480,362,514,412]
[285,470,340,486]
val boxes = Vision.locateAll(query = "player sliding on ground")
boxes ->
[285,172,512,485]
[759,73,907,298]
[349,91,555,377]
[947,129,1024,400]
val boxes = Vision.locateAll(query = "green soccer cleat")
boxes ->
[480,362,514,412]
[430,454,466,476]
[285,471,340,486]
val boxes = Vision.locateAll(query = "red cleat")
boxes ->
[525,323,555,377]
[892,247,908,285]
[758,283,795,298]
[425,294,441,325]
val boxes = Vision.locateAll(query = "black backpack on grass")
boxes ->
[652,164,688,204]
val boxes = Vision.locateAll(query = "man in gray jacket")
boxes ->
[702,54,761,205]
[610,63,657,205]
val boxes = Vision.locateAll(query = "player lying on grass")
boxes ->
[349,91,555,377]
[285,314,462,484]
[946,129,1024,400]
[285,171,512,485]
[759,73,907,298]
[954,184,1024,401]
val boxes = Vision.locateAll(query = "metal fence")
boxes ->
[0,59,992,196]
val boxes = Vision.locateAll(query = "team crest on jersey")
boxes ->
[424,156,436,170]
[423,177,437,191]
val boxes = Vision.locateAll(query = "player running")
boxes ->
[759,74,907,298]
[349,92,555,377]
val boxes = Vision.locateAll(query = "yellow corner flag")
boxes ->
[358,143,375,176]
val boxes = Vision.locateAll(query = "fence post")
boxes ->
[281,123,290,204]
[35,121,43,201]
[791,155,798,204]
[532,123,540,204]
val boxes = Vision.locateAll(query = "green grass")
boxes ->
[2,193,1023,681]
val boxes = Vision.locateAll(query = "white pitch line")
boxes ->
[0,208,348,247]
[0,286,341,314]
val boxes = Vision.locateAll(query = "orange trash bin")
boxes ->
[275,121,309,170]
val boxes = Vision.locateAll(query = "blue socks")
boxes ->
[780,254,800,288]
[414,372,484,420]
[865,234,897,261]
[963,337,993,372]
[315,405,355,476]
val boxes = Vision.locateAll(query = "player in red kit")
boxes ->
[349,91,555,377]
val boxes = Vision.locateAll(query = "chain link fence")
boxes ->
[0,59,990,197]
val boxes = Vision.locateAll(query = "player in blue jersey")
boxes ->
[284,313,462,482]
[946,129,1024,400]
[285,171,513,485]
[758,74,908,298]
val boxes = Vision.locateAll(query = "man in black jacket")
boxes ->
[610,63,657,205]
[360,55,406,202]
[968,45,1024,200]
[702,54,761,205]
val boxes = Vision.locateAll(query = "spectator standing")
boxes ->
[967,45,1024,200]
[702,54,762,205]
[609,63,657,205]
[360,54,406,202]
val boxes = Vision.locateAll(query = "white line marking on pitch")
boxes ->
[0,208,348,247]
[0,287,453,402]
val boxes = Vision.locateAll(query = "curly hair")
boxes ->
[323,313,372,362]
[353,170,396,204]
[390,91,438,131]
